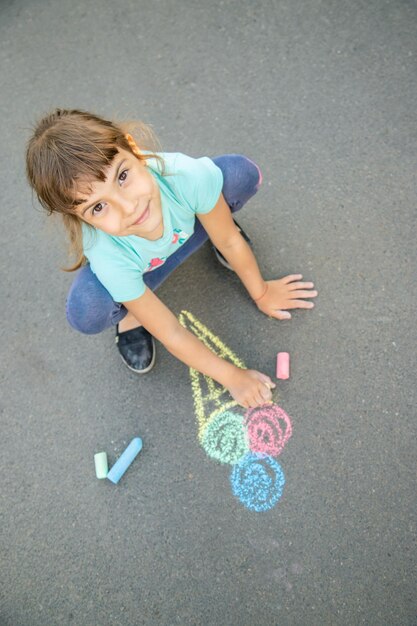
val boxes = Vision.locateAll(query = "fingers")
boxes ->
[250,383,273,407]
[238,383,274,409]
[290,290,317,298]
[283,277,319,299]
[239,397,259,409]
[261,385,272,402]
[283,274,303,284]
[250,393,267,407]
[241,396,270,409]
[285,299,315,309]
[288,281,315,290]
[271,310,292,320]
[291,289,317,298]
[257,373,276,389]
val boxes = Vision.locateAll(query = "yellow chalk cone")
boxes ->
[178,311,246,440]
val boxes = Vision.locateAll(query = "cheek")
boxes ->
[109,218,124,234]
[148,173,159,197]
[99,213,123,235]
[151,181,162,208]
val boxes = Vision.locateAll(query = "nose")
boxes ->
[117,196,136,216]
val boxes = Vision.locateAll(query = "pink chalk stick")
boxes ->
[276,352,290,379]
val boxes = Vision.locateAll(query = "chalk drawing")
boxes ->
[178,311,244,441]
[201,410,249,464]
[230,453,285,512]
[178,310,293,512]
[245,405,292,456]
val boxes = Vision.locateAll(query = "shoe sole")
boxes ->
[118,337,156,374]
[213,248,234,271]
[213,220,252,271]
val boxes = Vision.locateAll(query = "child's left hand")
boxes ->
[255,275,318,320]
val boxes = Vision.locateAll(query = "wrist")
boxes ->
[253,282,268,302]
[217,362,243,388]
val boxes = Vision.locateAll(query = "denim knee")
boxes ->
[211,154,263,211]
[66,265,126,335]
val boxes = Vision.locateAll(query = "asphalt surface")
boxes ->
[1,0,416,624]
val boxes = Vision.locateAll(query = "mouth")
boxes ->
[132,201,150,227]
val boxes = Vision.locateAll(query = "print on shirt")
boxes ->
[172,228,189,245]
[145,257,168,272]
[145,229,190,272]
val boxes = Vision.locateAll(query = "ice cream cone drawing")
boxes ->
[178,311,292,512]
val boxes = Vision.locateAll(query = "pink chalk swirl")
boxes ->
[244,404,292,457]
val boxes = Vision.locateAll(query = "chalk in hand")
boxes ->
[276,352,290,380]
[107,437,143,484]
[94,452,109,479]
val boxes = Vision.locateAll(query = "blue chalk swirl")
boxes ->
[230,453,285,512]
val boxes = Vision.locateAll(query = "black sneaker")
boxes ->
[115,325,156,373]
[213,219,252,271]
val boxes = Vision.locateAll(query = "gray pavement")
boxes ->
[1,0,416,624]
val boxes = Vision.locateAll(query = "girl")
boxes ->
[26,109,317,409]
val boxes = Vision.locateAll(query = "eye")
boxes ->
[92,202,104,216]
[119,169,128,183]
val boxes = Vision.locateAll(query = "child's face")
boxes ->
[74,148,163,239]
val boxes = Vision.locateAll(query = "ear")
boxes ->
[125,133,142,158]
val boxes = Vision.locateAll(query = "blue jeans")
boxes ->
[66,154,263,334]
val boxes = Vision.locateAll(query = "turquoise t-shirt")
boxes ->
[82,152,224,302]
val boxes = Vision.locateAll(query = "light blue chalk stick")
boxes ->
[107,437,143,484]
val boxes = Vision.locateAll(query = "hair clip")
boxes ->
[125,133,142,157]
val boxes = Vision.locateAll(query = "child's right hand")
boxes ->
[226,368,276,409]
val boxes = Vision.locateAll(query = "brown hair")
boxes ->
[26,108,166,271]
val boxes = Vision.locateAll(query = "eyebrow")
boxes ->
[80,158,127,216]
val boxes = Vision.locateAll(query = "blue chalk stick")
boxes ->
[107,437,143,484]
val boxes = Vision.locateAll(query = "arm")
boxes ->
[197,193,318,319]
[122,288,275,408]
